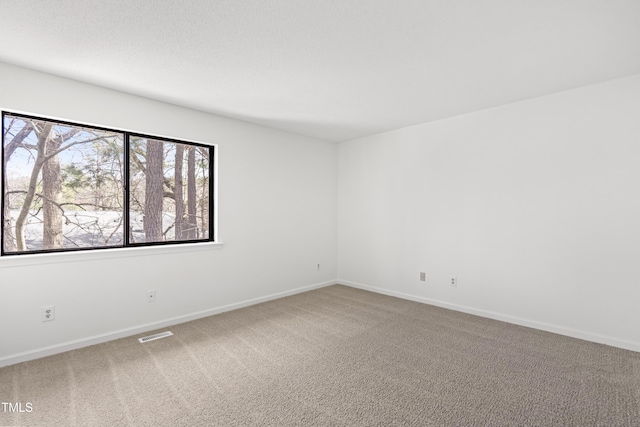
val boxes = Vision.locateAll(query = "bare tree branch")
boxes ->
[3,122,34,160]
[44,134,114,161]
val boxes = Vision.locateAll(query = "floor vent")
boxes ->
[138,331,173,343]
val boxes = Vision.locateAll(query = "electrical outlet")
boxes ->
[147,290,156,303]
[42,305,55,322]
[450,277,457,287]
[420,272,426,281]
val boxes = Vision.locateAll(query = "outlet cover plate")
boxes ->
[42,305,55,322]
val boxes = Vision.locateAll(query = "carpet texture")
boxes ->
[1,285,639,426]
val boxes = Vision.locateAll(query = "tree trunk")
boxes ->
[2,195,16,252]
[2,122,33,252]
[144,139,164,242]
[200,152,209,238]
[186,146,197,239]
[174,144,184,240]
[14,123,52,251]
[2,121,33,252]
[42,134,63,249]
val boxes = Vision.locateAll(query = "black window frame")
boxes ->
[1,111,215,256]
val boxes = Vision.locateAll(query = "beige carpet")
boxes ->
[1,285,639,426]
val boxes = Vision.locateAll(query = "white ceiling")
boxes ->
[1,1,639,142]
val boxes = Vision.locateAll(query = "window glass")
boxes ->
[129,137,210,244]
[2,115,124,253]
[2,112,213,256]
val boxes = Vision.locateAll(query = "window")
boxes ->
[1,112,214,255]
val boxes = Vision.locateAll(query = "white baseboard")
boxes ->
[338,279,640,354]
[0,280,338,368]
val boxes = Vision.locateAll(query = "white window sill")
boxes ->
[0,241,224,269]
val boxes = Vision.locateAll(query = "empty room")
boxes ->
[1,1,640,426]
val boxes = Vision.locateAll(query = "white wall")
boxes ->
[338,74,640,352]
[3,60,639,366]
[0,62,338,365]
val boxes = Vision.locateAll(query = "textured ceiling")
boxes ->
[1,1,639,142]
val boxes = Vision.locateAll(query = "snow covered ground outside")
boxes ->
[5,209,178,251]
